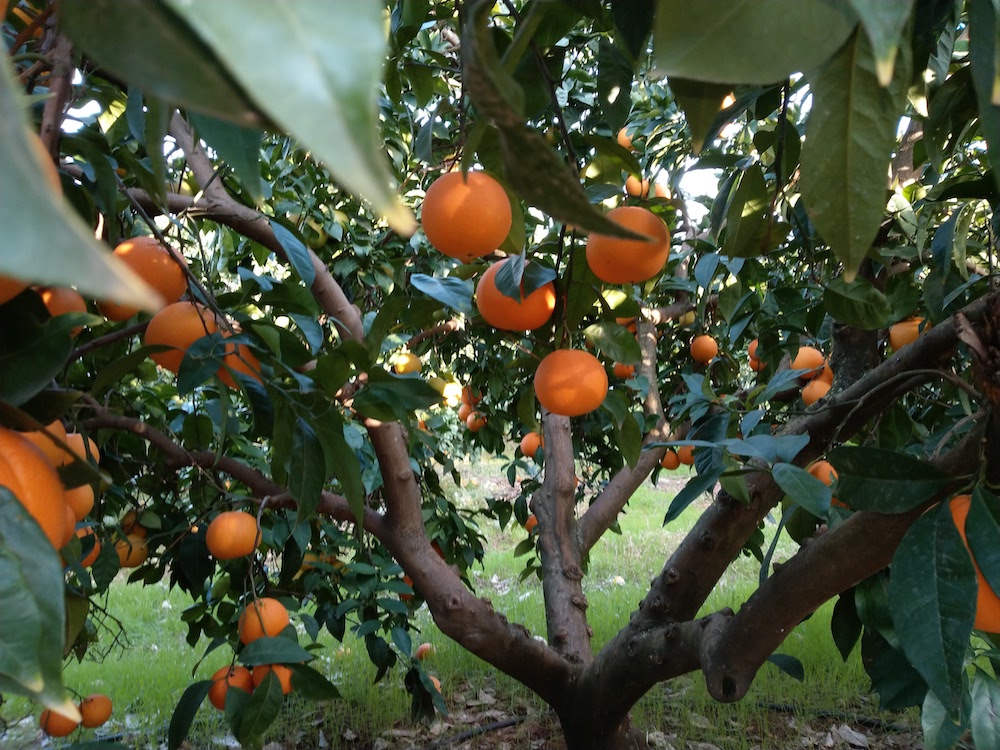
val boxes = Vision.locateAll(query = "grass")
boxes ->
[0,464,890,749]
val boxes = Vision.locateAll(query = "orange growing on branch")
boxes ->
[949,494,1000,633]
[791,346,825,379]
[533,349,609,417]
[660,449,680,470]
[206,510,261,560]
[97,236,188,321]
[616,128,634,150]
[238,597,290,644]
[475,258,556,331]
[613,362,636,379]
[520,431,543,459]
[676,445,695,465]
[79,694,113,728]
[39,709,79,737]
[585,206,670,284]
[208,666,254,710]
[690,335,718,365]
[38,287,88,334]
[252,664,294,695]
[217,335,263,389]
[889,317,926,351]
[420,171,512,261]
[76,526,101,567]
[143,300,218,374]
[802,379,831,406]
[19,419,68,467]
[65,484,95,520]
[0,426,69,549]
[115,534,148,567]
[466,412,487,432]
[0,275,29,305]
[625,174,649,197]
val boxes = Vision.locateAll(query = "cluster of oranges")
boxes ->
[455,385,487,432]
[39,693,113,737]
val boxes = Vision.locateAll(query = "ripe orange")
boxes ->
[61,504,76,548]
[613,362,636,379]
[0,275,29,305]
[19,419,68,466]
[62,432,100,466]
[520,431,543,459]
[461,386,482,406]
[676,445,695,465]
[238,597,290,644]
[115,534,148,567]
[39,708,79,737]
[421,171,512,261]
[625,174,649,198]
[654,182,669,199]
[143,300,218,374]
[749,356,765,372]
[466,412,487,432]
[208,665,254,710]
[807,460,838,486]
[660,449,680,470]
[38,287,87,334]
[457,403,473,422]
[415,642,435,660]
[949,494,1000,633]
[121,509,147,538]
[76,526,101,567]
[252,664,293,695]
[616,128,633,150]
[791,346,825,378]
[533,349,608,417]
[585,206,670,284]
[523,514,538,533]
[889,317,926,351]
[65,484,95,521]
[393,351,421,375]
[206,510,260,560]
[400,574,415,601]
[79,693,113,728]
[475,259,556,331]
[97,237,187,321]
[429,675,442,693]
[748,338,759,360]
[817,362,834,384]
[802,379,831,406]
[0,426,69,548]
[217,336,262,388]
[690,335,718,365]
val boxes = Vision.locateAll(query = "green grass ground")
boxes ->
[0,468,890,749]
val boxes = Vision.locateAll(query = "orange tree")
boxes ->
[2,1,1000,749]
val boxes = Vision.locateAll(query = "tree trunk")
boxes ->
[558,709,649,750]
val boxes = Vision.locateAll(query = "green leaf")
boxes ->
[722,434,809,464]
[289,663,341,701]
[583,322,642,364]
[669,77,735,154]
[289,418,326,523]
[823,276,893,329]
[848,0,916,86]
[766,653,805,682]
[352,371,443,422]
[827,446,954,513]
[971,669,1000,750]
[0,490,78,721]
[922,688,966,750]
[772,463,831,519]
[0,57,161,314]
[232,669,283,747]
[596,38,634,131]
[322,416,366,526]
[188,112,264,201]
[664,465,724,524]
[0,303,73,407]
[967,488,1000,600]
[59,0,261,126]
[238,636,313,667]
[614,412,642,467]
[165,0,415,234]
[888,504,976,716]
[799,28,909,281]
[861,628,928,710]
[831,591,863,661]
[970,0,1000,195]
[167,680,212,750]
[652,0,856,84]
[722,163,770,258]
[410,274,473,317]
[612,0,656,62]
[269,221,316,288]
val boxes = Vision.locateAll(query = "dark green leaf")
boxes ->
[410,274,473,317]
[889,504,976,716]
[773,463,831,519]
[723,434,809,464]
[861,628,928,710]
[971,669,1000,750]
[269,221,316,288]
[823,276,893,329]
[232,670,283,746]
[583,321,642,364]
[653,0,855,84]
[848,0,916,86]
[967,488,1000,601]
[366,296,410,360]
[970,0,1000,196]
[766,653,805,682]
[800,28,910,281]
[289,663,341,701]
[188,112,264,200]
[669,77,734,154]
[238,636,313,667]
[596,38,634,130]
[723,163,770,258]
[167,680,212,750]
[289,418,326,522]
[664,466,724,524]
[352,371,443,422]
[614,413,642,467]
[320,415,366,526]
[831,591,863,661]
[922,688,966,750]
[611,0,656,62]
[0,308,73,407]
[827,446,954,513]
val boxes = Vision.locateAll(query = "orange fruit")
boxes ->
[466,412,487,432]
[748,338,759,360]
[676,445,695,465]
[401,574,415,602]
[949,495,1000,633]
[809,459,845,508]
[252,664,293,695]
[460,386,482,406]
[613,362,636,379]
[457,403,473,422]
[39,708,79,737]
[0,426,69,548]
[802,378,831,406]
[19,419,68,466]
[65,484,95,521]
[429,675,442,693]
[523,514,538,533]
[121,509,147,538]
[585,206,670,284]
[749,356,765,372]
[143,300,218,374]
[217,336,262,388]
[76,526,101,567]
[206,510,260,560]
[533,349,608,417]
[79,694,113,728]
[660,449,680,470]
[61,504,76,548]
[889,317,926,351]
[62,432,100,466]
[415,642,434,660]
[208,665,254,711]
[616,128,633,150]
[97,236,187,320]
[0,275,29,305]
[654,182,669,199]
[791,346,825,378]
[690,335,718,365]
[393,351,421,375]
[421,171,512,261]
[520,431,543,459]
[625,174,649,198]
[238,597,290,644]
[475,259,556,331]
[817,362,834,384]
[38,287,87,334]
[115,534,148,567]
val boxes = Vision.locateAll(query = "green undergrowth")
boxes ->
[0,463,894,749]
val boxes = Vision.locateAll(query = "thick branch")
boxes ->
[39,33,72,156]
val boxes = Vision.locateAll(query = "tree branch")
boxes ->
[39,33,72,156]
